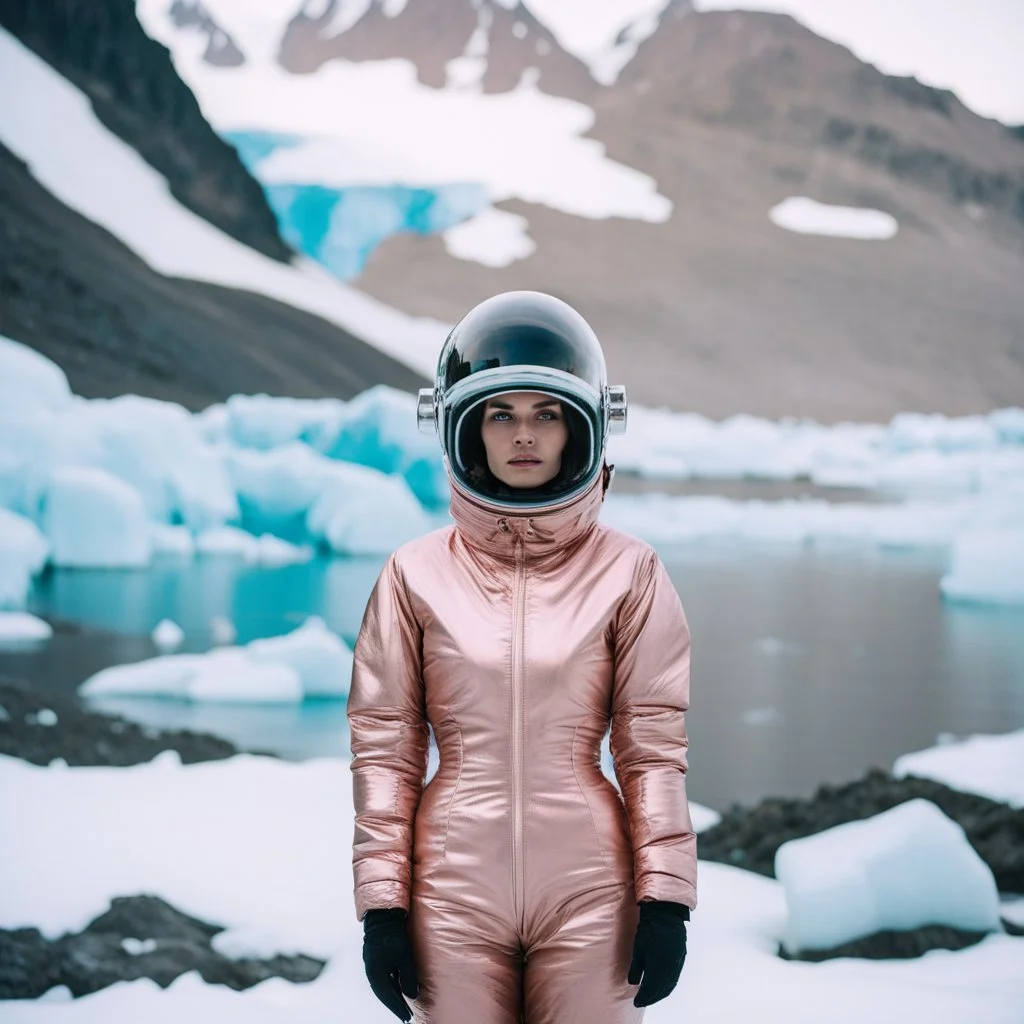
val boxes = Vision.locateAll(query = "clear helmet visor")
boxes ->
[448,384,602,509]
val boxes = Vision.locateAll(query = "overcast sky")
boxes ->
[527,0,1024,124]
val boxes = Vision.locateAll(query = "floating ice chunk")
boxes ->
[81,655,207,699]
[0,333,72,415]
[247,616,353,698]
[893,730,1024,808]
[769,196,898,240]
[211,615,237,646]
[81,619,351,702]
[940,530,1024,605]
[321,386,449,508]
[195,524,313,565]
[35,708,58,726]
[307,461,432,555]
[40,396,238,530]
[152,619,185,653]
[185,650,303,704]
[227,442,333,521]
[43,467,152,568]
[149,523,196,556]
[122,937,158,955]
[0,509,49,609]
[224,394,345,451]
[257,533,315,566]
[775,799,1001,953]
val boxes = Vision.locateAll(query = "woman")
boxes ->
[348,291,696,1023]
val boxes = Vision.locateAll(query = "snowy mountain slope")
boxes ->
[0,27,437,404]
[0,0,289,262]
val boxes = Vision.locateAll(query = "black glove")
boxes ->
[628,900,689,1008]
[362,908,419,1022]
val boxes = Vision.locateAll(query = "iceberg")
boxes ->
[306,461,433,556]
[0,508,49,609]
[775,799,1001,954]
[940,530,1024,605]
[0,333,72,416]
[80,617,353,703]
[43,467,152,569]
[0,611,52,644]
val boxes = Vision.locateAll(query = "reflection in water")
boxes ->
[6,546,1024,811]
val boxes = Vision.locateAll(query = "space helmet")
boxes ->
[417,291,627,511]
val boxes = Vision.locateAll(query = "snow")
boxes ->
[122,938,158,956]
[769,197,899,240]
[43,467,152,569]
[893,730,1024,808]
[135,0,673,275]
[80,618,353,704]
[0,613,53,645]
[0,508,49,609]
[442,207,537,267]
[1,747,1022,1022]
[940,530,1024,605]
[775,799,1002,954]
[152,619,185,653]
[0,28,447,379]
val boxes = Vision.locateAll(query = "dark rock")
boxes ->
[0,0,289,261]
[0,676,242,767]
[822,118,1024,222]
[779,924,991,962]
[698,767,1024,894]
[0,896,325,999]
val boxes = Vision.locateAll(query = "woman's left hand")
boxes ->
[627,900,689,1007]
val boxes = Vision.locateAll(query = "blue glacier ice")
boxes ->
[225,130,488,279]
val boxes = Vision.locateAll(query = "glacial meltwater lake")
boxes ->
[5,538,1023,814]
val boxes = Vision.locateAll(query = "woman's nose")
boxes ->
[514,428,535,445]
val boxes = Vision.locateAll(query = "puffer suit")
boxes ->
[348,466,697,1024]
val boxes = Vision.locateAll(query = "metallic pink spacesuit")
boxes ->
[348,463,697,1023]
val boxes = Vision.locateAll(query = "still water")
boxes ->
[5,544,1023,812]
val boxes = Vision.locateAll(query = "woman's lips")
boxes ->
[509,457,541,465]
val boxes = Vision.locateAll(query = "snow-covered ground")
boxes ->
[1,729,1022,1022]
[894,730,1024,808]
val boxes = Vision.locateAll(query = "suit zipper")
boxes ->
[511,534,526,929]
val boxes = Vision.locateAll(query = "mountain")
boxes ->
[0,0,288,262]
[0,5,428,408]
[280,0,596,98]
[340,4,1024,419]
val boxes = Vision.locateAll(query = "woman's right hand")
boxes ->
[362,908,420,1022]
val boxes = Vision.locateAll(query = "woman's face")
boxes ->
[480,391,569,489]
